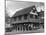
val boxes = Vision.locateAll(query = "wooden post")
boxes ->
[17,26,18,32]
[22,26,23,32]
[25,26,26,31]
[28,26,29,31]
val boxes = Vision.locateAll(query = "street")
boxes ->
[5,29,44,35]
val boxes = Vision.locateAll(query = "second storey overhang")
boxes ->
[11,18,42,24]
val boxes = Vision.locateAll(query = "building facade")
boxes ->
[10,5,44,31]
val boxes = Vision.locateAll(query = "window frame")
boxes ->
[24,14,28,20]
[18,16,22,21]
[30,14,33,18]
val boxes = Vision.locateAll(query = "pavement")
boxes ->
[5,29,44,35]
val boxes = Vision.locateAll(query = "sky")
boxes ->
[6,0,44,17]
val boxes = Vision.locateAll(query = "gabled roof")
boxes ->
[12,5,37,17]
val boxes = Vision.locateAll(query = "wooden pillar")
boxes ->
[28,26,29,31]
[22,26,23,31]
[17,26,18,31]
[31,24,33,30]
[19,26,21,31]
[25,26,26,31]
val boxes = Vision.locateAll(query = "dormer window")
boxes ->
[31,10,35,13]
[30,10,35,14]
[33,8,35,10]
[31,10,33,12]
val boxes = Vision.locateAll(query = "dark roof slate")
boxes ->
[12,5,36,17]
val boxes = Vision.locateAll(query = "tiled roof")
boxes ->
[12,5,37,17]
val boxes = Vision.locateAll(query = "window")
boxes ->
[32,7,37,13]
[24,14,27,20]
[18,16,21,20]
[13,17,16,21]
[30,14,33,18]
[31,10,36,13]
[35,15,38,19]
